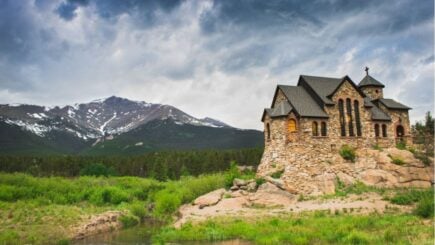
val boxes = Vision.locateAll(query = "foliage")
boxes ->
[372,144,382,151]
[395,141,407,150]
[339,145,356,162]
[119,215,140,228]
[270,170,284,179]
[414,195,434,218]
[224,161,241,188]
[412,111,434,157]
[390,189,434,218]
[255,178,265,186]
[0,172,227,244]
[79,163,117,177]
[154,214,434,244]
[388,155,405,165]
[0,148,263,179]
[332,179,383,198]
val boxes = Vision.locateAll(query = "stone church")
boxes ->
[258,69,434,195]
[261,69,411,151]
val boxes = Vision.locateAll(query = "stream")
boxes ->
[72,223,252,245]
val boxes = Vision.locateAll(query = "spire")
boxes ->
[358,67,385,88]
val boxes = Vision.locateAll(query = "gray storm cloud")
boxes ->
[0,0,433,129]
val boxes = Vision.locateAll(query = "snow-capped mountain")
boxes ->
[0,96,231,141]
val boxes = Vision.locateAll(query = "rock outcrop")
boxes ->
[71,211,125,240]
[257,147,434,196]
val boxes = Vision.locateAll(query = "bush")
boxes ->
[414,196,434,218]
[89,187,130,205]
[396,141,406,150]
[339,145,356,162]
[270,170,284,179]
[224,161,240,188]
[80,163,117,177]
[372,144,383,151]
[389,155,405,165]
[153,190,181,217]
[255,178,265,186]
[130,202,148,220]
[119,215,139,228]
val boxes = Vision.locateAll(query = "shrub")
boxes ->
[153,190,181,217]
[372,144,383,151]
[119,214,139,228]
[339,145,356,162]
[270,170,284,179]
[224,161,240,188]
[80,163,117,177]
[255,178,265,186]
[89,187,130,205]
[130,202,148,221]
[396,141,406,150]
[414,196,434,218]
[389,155,405,165]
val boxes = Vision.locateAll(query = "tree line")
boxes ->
[0,148,263,180]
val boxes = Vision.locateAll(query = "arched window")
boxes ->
[354,100,362,136]
[374,124,380,137]
[312,121,318,136]
[288,119,297,133]
[266,123,271,140]
[338,99,346,136]
[346,98,354,136]
[321,122,327,136]
[396,125,404,137]
[382,124,387,138]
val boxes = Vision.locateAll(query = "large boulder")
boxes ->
[385,148,418,165]
[250,182,296,206]
[360,169,398,187]
[193,188,225,209]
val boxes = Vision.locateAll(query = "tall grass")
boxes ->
[154,214,434,244]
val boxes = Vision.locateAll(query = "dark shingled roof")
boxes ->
[363,97,374,107]
[358,75,385,88]
[300,75,343,105]
[370,106,391,121]
[270,101,293,117]
[278,85,328,118]
[376,98,411,110]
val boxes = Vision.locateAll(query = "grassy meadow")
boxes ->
[0,165,433,244]
[0,172,228,244]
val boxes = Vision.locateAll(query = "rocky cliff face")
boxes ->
[257,147,434,196]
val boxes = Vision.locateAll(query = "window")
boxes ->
[382,124,387,138]
[312,121,318,136]
[375,124,380,137]
[321,122,327,136]
[354,100,362,136]
[288,119,297,133]
[346,98,354,136]
[338,99,346,136]
[396,125,404,137]
[266,123,271,140]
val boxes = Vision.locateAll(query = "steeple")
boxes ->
[358,67,384,100]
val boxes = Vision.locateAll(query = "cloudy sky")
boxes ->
[0,0,433,129]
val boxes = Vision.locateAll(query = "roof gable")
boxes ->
[375,98,411,110]
[278,85,328,118]
[298,75,366,106]
[328,75,367,100]
[358,75,385,88]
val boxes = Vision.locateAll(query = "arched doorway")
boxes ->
[396,125,405,137]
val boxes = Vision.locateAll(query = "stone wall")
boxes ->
[361,86,383,100]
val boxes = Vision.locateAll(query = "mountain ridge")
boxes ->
[0,96,263,155]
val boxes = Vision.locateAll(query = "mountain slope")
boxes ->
[0,96,263,155]
[84,119,263,155]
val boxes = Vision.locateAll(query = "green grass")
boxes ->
[390,189,434,218]
[154,213,434,244]
[339,144,356,162]
[0,172,228,244]
[388,154,406,165]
